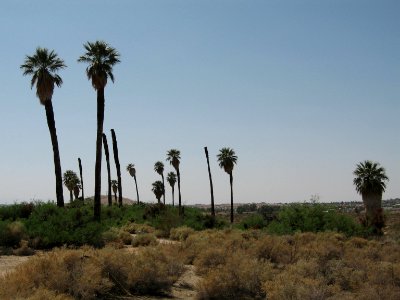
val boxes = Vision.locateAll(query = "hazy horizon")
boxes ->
[0,0,399,205]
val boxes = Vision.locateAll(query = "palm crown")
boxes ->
[154,161,164,175]
[77,41,120,90]
[353,160,388,195]
[152,181,164,200]
[217,147,238,174]
[111,180,118,193]
[167,172,177,187]
[21,47,66,104]
[166,149,181,170]
[126,163,136,177]
[63,170,80,191]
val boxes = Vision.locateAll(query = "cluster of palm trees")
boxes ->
[21,41,390,228]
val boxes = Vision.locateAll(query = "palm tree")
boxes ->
[63,170,80,202]
[152,181,164,204]
[166,149,182,215]
[73,183,81,200]
[21,47,66,207]
[154,161,165,204]
[111,129,122,207]
[217,147,238,223]
[127,163,140,204]
[353,160,389,233]
[166,172,177,206]
[102,134,112,206]
[204,147,215,219]
[78,158,85,200]
[111,179,118,204]
[78,41,120,220]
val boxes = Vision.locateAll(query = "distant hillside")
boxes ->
[86,195,135,205]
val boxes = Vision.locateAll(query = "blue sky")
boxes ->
[0,0,399,205]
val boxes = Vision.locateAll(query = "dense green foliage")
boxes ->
[0,201,365,249]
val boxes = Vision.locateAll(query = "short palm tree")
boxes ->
[353,160,389,232]
[166,149,182,215]
[152,181,165,204]
[217,147,238,223]
[21,47,66,207]
[127,163,140,204]
[78,41,120,220]
[166,172,177,206]
[154,161,166,204]
[111,179,118,204]
[63,170,80,202]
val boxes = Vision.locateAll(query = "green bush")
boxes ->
[0,221,26,247]
[267,203,362,236]
[239,214,267,230]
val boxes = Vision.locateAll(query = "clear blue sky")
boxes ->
[0,0,399,205]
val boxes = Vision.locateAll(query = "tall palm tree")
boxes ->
[204,147,215,219]
[127,163,140,204]
[166,172,177,206]
[21,47,66,207]
[111,179,118,204]
[217,147,238,223]
[154,161,165,204]
[78,158,84,200]
[111,129,122,207]
[166,149,182,215]
[63,170,80,202]
[353,160,389,232]
[152,181,164,204]
[78,41,120,220]
[102,133,112,206]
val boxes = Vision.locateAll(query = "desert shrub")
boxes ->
[0,221,26,247]
[102,227,132,245]
[122,222,155,234]
[197,251,269,300]
[239,214,266,229]
[131,233,158,247]
[194,247,227,275]
[170,226,195,241]
[0,202,35,221]
[0,246,184,299]
[13,239,35,256]
[26,288,73,300]
[267,203,362,236]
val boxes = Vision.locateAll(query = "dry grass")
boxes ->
[0,245,184,299]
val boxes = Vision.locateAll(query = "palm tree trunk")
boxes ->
[230,172,234,223]
[134,175,140,204]
[44,100,64,207]
[102,134,112,207]
[161,174,165,205]
[172,186,175,207]
[69,190,73,203]
[78,158,84,201]
[111,129,122,207]
[114,192,117,204]
[94,88,105,221]
[177,168,182,216]
[204,147,215,218]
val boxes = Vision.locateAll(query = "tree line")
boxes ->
[21,41,389,231]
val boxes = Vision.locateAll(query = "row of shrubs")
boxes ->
[0,200,369,251]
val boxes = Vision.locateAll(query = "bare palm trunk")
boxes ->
[78,158,84,201]
[134,175,140,204]
[94,88,105,221]
[102,134,112,207]
[69,190,73,203]
[204,147,215,218]
[44,100,64,207]
[111,129,122,207]
[230,172,233,223]
[177,168,182,216]
[161,174,165,205]
[113,191,117,204]
[362,193,384,232]
[172,186,175,207]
